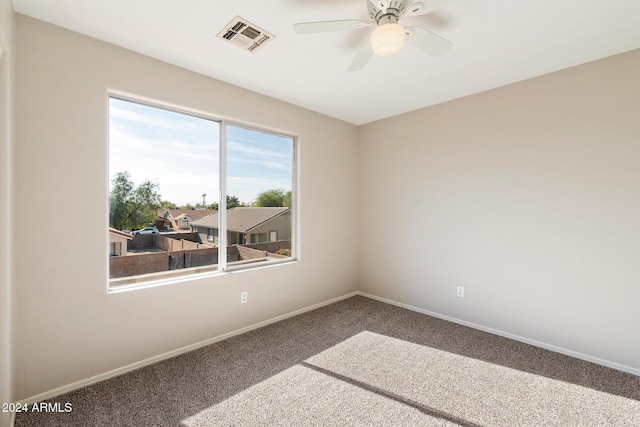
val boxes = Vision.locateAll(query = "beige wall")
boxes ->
[10,10,639,406]
[359,50,640,371]
[13,14,360,400]
[0,0,14,424]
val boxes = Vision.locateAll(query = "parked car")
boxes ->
[133,227,158,235]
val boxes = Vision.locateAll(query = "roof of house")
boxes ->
[159,209,216,220]
[109,227,133,240]
[191,207,289,233]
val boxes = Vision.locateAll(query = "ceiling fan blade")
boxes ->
[293,20,371,34]
[404,26,452,57]
[404,0,456,17]
[348,42,373,72]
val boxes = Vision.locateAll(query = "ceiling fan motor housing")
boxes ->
[377,13,400,26]
[369,0,419,25]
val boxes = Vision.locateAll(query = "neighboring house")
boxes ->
[191,207,291,246]
[109,228,133,256]
[158,209,217,231]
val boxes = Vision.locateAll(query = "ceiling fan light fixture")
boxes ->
[370,23,405,56]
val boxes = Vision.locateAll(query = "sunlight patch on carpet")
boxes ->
[305,331,639,426]
[182,331,638,426]
[181,363,457,426]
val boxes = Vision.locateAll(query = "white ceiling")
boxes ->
[12,0,640,125]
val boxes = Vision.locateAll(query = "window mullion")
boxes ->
[218,122,228,271]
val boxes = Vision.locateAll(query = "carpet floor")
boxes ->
[14,295,640,426]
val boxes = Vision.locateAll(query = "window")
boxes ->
[108,96,295,287]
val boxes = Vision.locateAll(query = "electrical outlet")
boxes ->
[240,291,248,304]
[456,286,464,298]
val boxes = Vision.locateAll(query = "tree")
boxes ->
[227,195,243,209]
[206,195,244,210]
[254,189,290,207]
[160,200,176,210]
[283,191,292,208]
[109,172,161,230]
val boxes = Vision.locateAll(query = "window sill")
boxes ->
[108,258,298,294]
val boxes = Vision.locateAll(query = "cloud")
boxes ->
[227,140,291,159]
[227,156,290,171]
[108,98,293,206]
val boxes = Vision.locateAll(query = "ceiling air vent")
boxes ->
[217,16,275,53]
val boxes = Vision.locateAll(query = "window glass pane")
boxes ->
[225,124,294,265]
[108,97,220,283]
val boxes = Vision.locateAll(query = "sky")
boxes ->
[108,97,293,206]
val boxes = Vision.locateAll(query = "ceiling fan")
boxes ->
[293,0,454,71]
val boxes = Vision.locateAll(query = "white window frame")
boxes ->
[107,94,298,291]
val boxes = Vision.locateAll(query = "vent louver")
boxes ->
[217,16,275,53]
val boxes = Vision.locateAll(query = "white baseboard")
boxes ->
[15,289,639,411]
[17,292,359,406]
[356,291,640,377]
